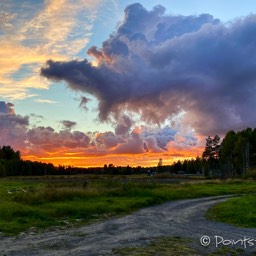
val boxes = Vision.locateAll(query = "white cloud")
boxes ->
[0,0,106,100]
[34,99,58,104]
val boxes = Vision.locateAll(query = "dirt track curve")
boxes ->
[1,195,256,255]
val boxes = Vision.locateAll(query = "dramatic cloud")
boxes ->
[41,3,256,135]
[94,115,199,155]
[27,127,91,152]
[0,101,91,156]
[0,100,200,166]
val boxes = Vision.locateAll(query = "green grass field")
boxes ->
[0,176,256,235]
[206,194,256,228]
[112,236,245,256]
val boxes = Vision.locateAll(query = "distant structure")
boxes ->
[158,158,163,167]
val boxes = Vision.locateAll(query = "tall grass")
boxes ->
[0,178,256,235]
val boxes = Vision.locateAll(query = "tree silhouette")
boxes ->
[0,146,20,160]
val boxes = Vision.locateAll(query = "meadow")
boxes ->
[207,194,256,228]
[0,175,256,235]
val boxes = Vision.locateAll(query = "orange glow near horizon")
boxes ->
[22,146,204,168]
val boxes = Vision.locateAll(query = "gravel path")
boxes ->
[1,195,255,255]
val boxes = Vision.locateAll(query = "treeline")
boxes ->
[0,146,57,176]
[170,128,256,178]
[63,165,170,176]
[170,157,205,175]
[0,145,170,177]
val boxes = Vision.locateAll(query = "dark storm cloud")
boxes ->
[41,3,256,135]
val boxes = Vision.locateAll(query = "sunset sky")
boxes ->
[1,0,256,167]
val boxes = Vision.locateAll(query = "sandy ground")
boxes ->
[0,195,255,255]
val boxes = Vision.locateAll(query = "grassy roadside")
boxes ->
[0,178,256,235]
[112,237,198,256]
[206,194,256,228]
[112,236,245,256]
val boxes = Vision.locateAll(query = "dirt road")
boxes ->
[1,195,255,255]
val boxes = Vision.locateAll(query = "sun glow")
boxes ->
[22,147,203,168]
[91,60,99,67]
